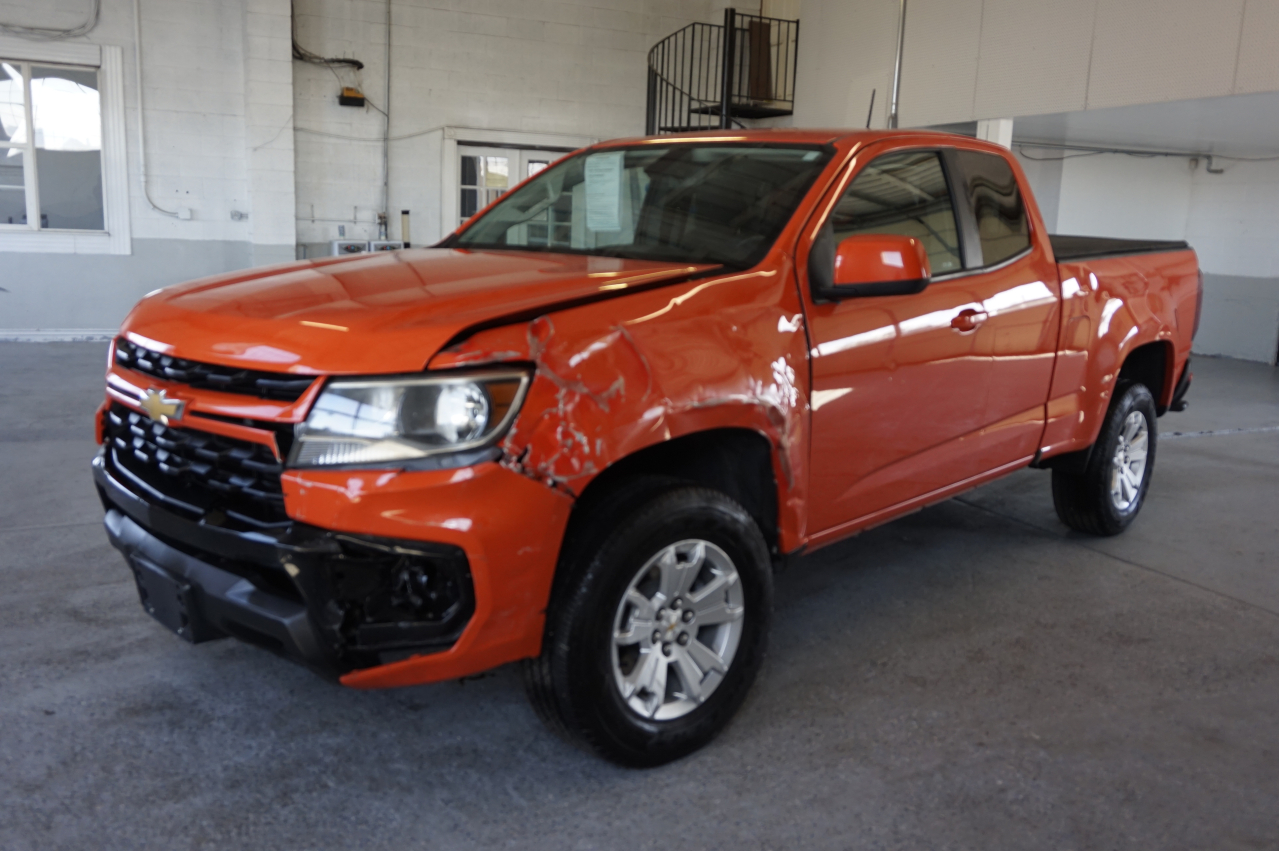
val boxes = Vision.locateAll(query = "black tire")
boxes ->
[1052,381,1158,536]
[523,483,773,767]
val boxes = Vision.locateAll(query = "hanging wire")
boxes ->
[251,112,294,151]
[0,0,100,40]
[133,0,178,217]
[291,0,364,70]
[1016,148,1107,162]
[295,124,446,143]
[1017,141,1279,163]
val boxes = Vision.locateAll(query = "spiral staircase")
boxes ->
[646,8,799,135]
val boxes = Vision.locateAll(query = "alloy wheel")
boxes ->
[1109,410,1150,511]
[610,539,746,721]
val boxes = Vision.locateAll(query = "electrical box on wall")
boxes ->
[331,240,368,255]
[338,87,366,107]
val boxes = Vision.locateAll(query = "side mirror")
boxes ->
[832,233,931,297]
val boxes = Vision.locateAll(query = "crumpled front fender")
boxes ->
[430,264,812,552]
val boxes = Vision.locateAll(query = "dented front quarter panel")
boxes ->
[431,259,814,553]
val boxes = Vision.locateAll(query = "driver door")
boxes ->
[803,148,992,535]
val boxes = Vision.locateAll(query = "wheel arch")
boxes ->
[567,427,781,560]
[1118,339,1177,415]
[1043,341,1171,473]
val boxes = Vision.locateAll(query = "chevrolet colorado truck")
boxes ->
[94,130,1200,765]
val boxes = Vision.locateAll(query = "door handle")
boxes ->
[951,308,988,333]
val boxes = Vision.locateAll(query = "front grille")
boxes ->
[105,402,290,529]
[115,338,316,402]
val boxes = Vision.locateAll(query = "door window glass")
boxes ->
[953,150,1029,267]
[829,150,962,274]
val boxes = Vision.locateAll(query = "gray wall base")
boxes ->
[1,239,295,332]
[1193,274,1279,365]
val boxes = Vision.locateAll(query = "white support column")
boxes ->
[976,118,1014,149]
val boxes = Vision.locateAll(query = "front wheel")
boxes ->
[524,485,773,766]
[1052,381,1158,536]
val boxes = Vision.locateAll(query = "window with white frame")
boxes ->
[1,59,104,231]
[0,38,126,254]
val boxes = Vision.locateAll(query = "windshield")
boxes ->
[453,143,832,269]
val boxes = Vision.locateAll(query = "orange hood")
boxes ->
[120,248,713,374]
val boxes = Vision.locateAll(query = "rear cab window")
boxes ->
[950,150,1031,268]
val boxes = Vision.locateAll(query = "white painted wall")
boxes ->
[798,0,1279,127]
[290,0,739,246]
[794,0,1279,130]
[0,0,296,246]
[791,0,898,129]
[127,0,251,243]
[1054,154,1194,241]
[1014,148,1279,363]
[242,0,299,264]
[1,0,296,332]
[1185,159,1279,363]
[1186,160,1279,279]
[892,0,1279,128]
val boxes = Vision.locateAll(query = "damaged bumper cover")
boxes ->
[94,450,476,679]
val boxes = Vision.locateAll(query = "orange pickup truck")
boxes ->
[94,130,1200,765]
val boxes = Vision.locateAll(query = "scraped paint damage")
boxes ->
[437,309,805,498]
[498,316,643,491]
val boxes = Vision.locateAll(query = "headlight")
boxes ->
[290,370,531,468]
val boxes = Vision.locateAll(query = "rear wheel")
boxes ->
[524,484,772,766]
[1052,381,1158,536]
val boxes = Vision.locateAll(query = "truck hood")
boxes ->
[121,248,712,374]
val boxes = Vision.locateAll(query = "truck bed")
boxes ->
[1049,235,1191,262]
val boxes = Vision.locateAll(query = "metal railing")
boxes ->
[646,8,799,135]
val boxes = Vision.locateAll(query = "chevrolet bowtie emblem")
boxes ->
[140,388,185,424]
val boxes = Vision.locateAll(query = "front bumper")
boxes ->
[94,446,574,687]
[105,507,334,670]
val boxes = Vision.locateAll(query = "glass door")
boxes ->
[457,146,560,229]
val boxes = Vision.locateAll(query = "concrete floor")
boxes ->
[2,343,1277,850]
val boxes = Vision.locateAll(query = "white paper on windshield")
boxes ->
[584,152,623,232]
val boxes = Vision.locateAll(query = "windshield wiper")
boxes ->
[687,251,748,270]
[452,241,745,270]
